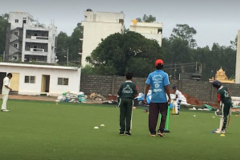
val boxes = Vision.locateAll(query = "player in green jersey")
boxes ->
[212,80,233,134]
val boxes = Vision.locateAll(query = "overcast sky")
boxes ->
[1,0,239,47]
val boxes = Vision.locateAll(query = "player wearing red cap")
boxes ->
[144,59,171,137]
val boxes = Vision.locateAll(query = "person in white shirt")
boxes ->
[172,86,183,115]
[1,73,12,112]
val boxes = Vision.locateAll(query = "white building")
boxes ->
[5,12,57,63]
[0,63,81,96]
[235,30,240,83]
[81,10,125,67]
[129,20,163,46]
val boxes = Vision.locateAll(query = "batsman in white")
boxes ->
[1,73,13,112]
[172,86,184,115]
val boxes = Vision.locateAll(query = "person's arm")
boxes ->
[4,79,12,91]
[165,85,171,103]
[134,85,139,98]
[4,85,12,90]
[117,85,122,97]
[174,90,179,100]
[144,74,151,103]
[217,93,221,109]
[144,84,150,99]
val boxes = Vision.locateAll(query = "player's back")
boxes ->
[217,86,232,105]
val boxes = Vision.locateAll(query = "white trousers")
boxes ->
[1,94,9,110]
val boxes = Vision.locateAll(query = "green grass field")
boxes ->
[0,100,239,160]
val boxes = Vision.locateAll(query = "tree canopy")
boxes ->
[86,31,163,77]
[170,24,197,48]
[56,23,83,66]
[136,14,156,23]
[0,14,8,57]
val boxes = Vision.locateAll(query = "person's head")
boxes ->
[126,72,133,80]
[212,80,221,89]
[155,59,164,70]
[7,73,12,79]
[172,85,177,91]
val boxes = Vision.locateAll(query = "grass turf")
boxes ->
[0,100,239,160]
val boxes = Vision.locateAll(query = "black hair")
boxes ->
[172,86,177,89]
[156,64,163,70]
[126,72,133,80]
[7,73,12,77]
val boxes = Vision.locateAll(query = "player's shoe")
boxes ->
[157,132,165,137]
[157,129,165,137]
[119,131,124,135]
[215,129,226,134]
[1,109,9,112]
[151,134,156,137]
[221,130,226,134]
[125,131,132,136]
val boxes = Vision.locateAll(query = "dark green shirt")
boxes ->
[118,81,138,99]
[217,86,232,106]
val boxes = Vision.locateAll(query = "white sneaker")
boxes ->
[1,109,9,112]
[215,129,225,134]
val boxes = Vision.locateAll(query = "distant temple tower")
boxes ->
[209,67,234,83]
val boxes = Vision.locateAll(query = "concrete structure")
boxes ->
[235,30,240,83]
[81,10,124,66]
[5,12,57,63]
[130,20,163,46]
[0,63,81,96]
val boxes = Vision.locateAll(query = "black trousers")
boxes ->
[149,102,168,134]
[119,98,133,132]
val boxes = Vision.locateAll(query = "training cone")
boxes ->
[220,134,225,137]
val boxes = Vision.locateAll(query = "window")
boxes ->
[25,76,35,83]
[58,78,69,85]
[13,43,18,48]
[15,19,19,23]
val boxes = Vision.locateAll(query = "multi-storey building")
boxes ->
[5,12,57,63]
[235,30,240,83]
[130,20,163,46]
[81,10,125,67]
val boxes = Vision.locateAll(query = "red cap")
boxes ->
[155,59,164,66]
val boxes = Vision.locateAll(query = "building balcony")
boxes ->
[24,49,48,56]
[25,36,49,43]
[31,36,48,40]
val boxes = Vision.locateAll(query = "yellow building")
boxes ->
[209,67,234,83]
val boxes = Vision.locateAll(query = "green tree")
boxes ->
[86,31,163,77]
[0,14,8,57]
[162,37,193,76]
[230,35,238,49]
[68,23,83,64]
[56,31,70,65]
[136,14,156,23]
[170,24,197,48]
[81,64,97,75]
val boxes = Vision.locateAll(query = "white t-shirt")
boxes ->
[175,90,184,101]
[2,77,11,95]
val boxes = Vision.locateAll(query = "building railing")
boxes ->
[30,48,44,52]
[30,36,49,40]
